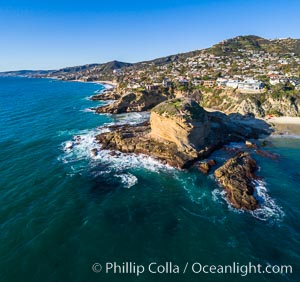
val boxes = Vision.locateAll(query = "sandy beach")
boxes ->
[92,80,117,88]
[266,116,300,135]
[71,79,117,89]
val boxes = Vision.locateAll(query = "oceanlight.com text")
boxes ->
[92,261,293,277]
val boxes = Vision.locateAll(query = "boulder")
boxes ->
[245,140,257,148]
[199,162,210,174]
[90,148,98,157]
[207,159,217,167]
[198,159,217,174]
[214,152,259,210]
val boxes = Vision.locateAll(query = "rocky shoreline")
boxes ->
[83,84,289,211]
[91,94,276,210]
[93,90,168,114]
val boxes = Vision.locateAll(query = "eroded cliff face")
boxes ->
[150,99,210,152]
[93,85,300,118]
[201,90,300,117]
[96,98,271,169]
[94,98,273,211]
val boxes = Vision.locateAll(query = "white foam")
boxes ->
[110,111,150,125]
[81,108,95,113]
[92,148,173,173]
[211,188,244,214]
[59,121,173,190]
[59,128,109,163]
[64,141,74,151]
[83,96,94,101]
[212,180,285,222]
[251,180,285,222]
[270,134,300,139]
[224,142,246,149]
[115,173,138,188]
[102,84,114,90]
[211,188,226,203]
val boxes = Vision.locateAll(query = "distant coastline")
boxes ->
[71,79,116,89]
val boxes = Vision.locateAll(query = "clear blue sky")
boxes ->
[0,0,299,71]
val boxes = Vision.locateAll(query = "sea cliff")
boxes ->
[94,97,273,210]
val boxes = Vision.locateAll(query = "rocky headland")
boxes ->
[95,97,271,168]
[94,90,169,114]
[214,152,259,210]
[89,87,277,211]
[88,84,281,212]
[90,90,121,101]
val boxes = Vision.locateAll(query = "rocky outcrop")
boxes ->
[255,149,279,160]
[150,99,210,151]
[236,98,265,117]
[90,91,121,101]
[96,121,199,168]
[96,98,271,169]
[95,91,168,114]
[214,152,259,210]
[198,159,216,174]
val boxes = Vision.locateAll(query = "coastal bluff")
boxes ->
[150,99,210,152]
[95,90,168,114]
[96,98,271,168]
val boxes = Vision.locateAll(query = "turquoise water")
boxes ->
[0,77,299,282]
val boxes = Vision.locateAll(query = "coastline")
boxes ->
[48,74,300,137]
[266,117,300,135]
[71,79,116,89]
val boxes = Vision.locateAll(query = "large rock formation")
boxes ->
[214,152,259,210]
[96,121,199,168]
[95,91,168,114]
[90,90,121,101]
[150,99,210,151]
[96,98,271,169]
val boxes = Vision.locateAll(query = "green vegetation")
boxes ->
[270,83,298,99]
[210,35,300,56]
[152,98,205,121]
[266,109,283,116]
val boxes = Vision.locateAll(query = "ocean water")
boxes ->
[0,77,299,282]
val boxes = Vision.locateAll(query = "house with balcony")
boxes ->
[238,79,264,93]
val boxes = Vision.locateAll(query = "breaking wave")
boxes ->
[251,180,285,221]
[59,111,172,188]
[212,180,285,222]
[115,173,138,188]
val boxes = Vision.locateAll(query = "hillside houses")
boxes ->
[238,79,264,92]
[44,36,300,96]
[216,78,264,93]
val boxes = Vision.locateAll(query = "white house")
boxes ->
[226,79,240,89]
[238,79,264,92]
[216,78,228,87]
